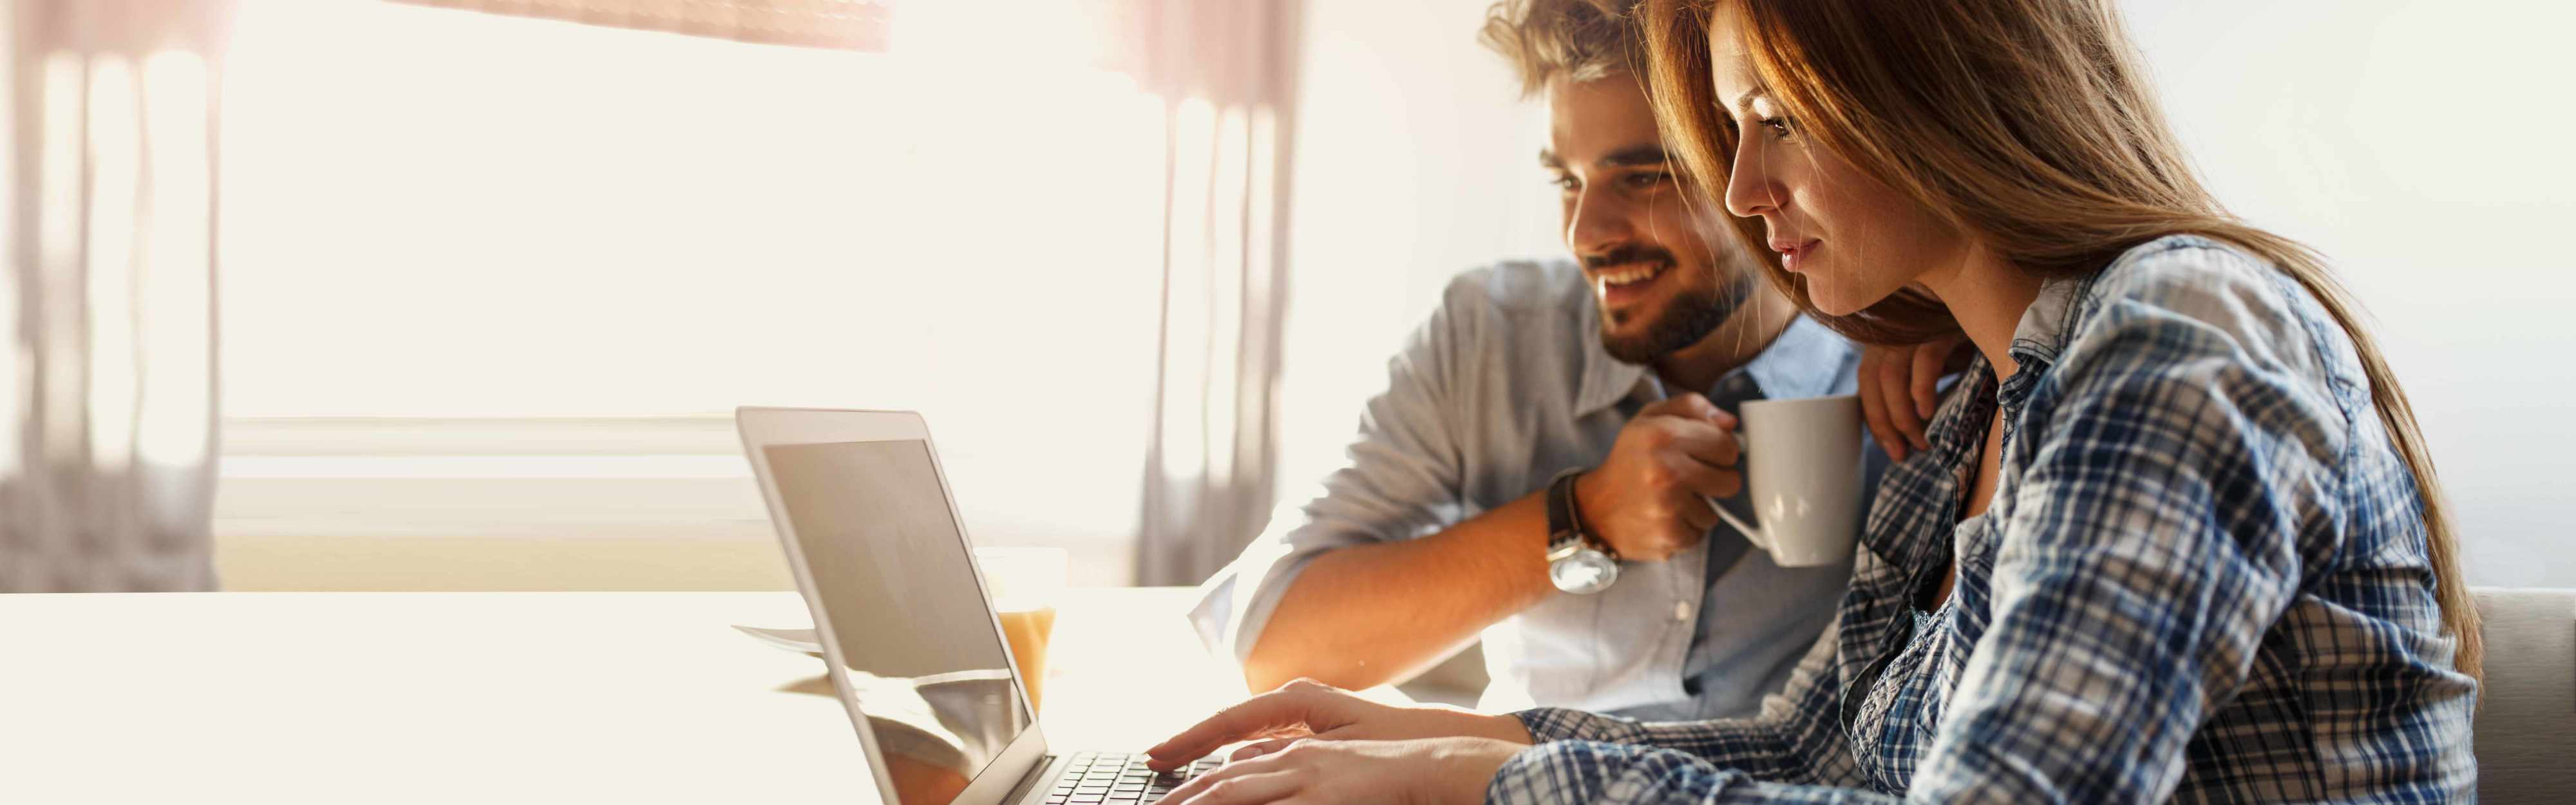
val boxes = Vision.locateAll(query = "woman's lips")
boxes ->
[1772,240,1820,272]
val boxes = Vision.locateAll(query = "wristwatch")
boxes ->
[1543,468,1620,594]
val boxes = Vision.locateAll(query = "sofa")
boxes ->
[2474,587,2576,804]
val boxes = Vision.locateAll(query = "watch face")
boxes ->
[1548,548,1619,594]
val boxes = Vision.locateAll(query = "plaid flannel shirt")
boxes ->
[1486,236,2478,804]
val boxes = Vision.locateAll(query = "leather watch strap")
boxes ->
[1545,467,1613,559]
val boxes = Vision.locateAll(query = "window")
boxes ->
[217,1,1168,557]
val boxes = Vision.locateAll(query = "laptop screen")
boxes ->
[763,439,1033,805]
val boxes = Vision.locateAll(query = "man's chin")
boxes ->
[1594,303,1663,365]
[1597,327,1665,365]
[1595,284,1743,365]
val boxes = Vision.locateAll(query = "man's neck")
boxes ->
[1649,287,1800,394]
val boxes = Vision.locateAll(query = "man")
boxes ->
[1186,0,1885,720]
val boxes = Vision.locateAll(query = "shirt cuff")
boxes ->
[1485,739,1743,805]
[1182,538,1324,670]
[1514,707,1643,744]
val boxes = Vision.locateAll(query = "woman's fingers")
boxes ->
[1184,771,1306,805]
[1146,705,1273,768]
[1227,738,1302,762]
[1164,763,1302,805]
[1146,681,1352,771]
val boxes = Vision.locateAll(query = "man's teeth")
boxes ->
[1597,266,1662,287]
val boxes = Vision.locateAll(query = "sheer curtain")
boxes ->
[1120,0,1301,586]
[0,0,227,591]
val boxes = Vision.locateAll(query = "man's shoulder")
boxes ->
[1396,257,1607,403]
[1440,257,1592,318]
[1413,258,1602,368]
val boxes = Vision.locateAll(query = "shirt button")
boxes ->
[1673,601,1692,621]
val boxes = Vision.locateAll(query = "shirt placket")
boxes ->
[1621,379,1704,703]
[1838,364,1994,750]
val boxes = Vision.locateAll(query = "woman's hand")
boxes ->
[1159,737,1524,805]
[1143,679,1531,772]
[1857,335,1971,460]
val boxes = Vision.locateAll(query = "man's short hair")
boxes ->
[1477,0,1641,99]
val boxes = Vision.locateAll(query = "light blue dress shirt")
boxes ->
[1188,258,1879,719]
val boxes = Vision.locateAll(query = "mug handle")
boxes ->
[1703,424,1768,550]
[1703,495,1770,552]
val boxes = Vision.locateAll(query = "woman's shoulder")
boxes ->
[2055,234,2358,395]
[2082,235,2311,348]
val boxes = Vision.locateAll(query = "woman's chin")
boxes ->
[1806,283,1868,317]
[1805,274,1908,319]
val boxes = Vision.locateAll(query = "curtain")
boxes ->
[0,0,227,591]
[1124,0,1301,586]
[378,0,1303,587]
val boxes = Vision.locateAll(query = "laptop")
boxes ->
[736,407,1222,805]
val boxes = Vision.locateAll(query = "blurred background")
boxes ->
[7,0,2571,594]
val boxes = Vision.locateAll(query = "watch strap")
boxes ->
[1544,467,1612,558]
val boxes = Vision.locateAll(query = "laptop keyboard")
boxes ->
[1044,752,1219,805]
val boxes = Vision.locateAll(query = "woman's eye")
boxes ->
[1759,117,1794,138]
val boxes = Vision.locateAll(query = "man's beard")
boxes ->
[1599,271,1757,365]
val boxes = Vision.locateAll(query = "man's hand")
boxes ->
[1572,393,1742,562]
[1857,336,1972,461]
[1144,679,1531,773]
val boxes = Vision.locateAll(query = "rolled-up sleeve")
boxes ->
[1484,612,1878,803]
[1186,292,1479,672]
[1494,614,1858,801]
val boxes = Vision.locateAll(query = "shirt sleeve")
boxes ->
[1185,287,1479,672]
[1497,613,1860,795]
[1488,741,1896,805]
[1488,257,2333,804]
[1897,288,2320,803]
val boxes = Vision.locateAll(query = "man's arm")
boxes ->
[1244,392,1748,694]
[1185,282,1496,694]
[1240,490,1555,693]
[1190,269,1744,694]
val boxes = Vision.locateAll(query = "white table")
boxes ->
[0,588,1258,803]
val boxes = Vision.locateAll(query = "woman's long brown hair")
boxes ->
[1635,0,2479,678]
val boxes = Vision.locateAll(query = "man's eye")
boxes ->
[1624,171,1672,189]
[1551,175,1580,191]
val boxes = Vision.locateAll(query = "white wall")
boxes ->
[1274,0,1562,504]
[1276,1,2576,588]
[2123,1,2576,588]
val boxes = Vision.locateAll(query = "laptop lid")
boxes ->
[737,407,1054,805]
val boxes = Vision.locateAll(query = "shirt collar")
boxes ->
[1571,294,1650,415]
[1572,311,1857,416]
[2006,276,2087,370]
[1742,315,1853,402]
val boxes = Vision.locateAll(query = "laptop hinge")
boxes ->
[999,753,1059,805]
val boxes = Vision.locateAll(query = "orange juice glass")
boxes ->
[975,546,1065,714]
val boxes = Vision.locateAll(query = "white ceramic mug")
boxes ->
[1703,393,1865,567]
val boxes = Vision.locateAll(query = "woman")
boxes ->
[1138,0,2482,802]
